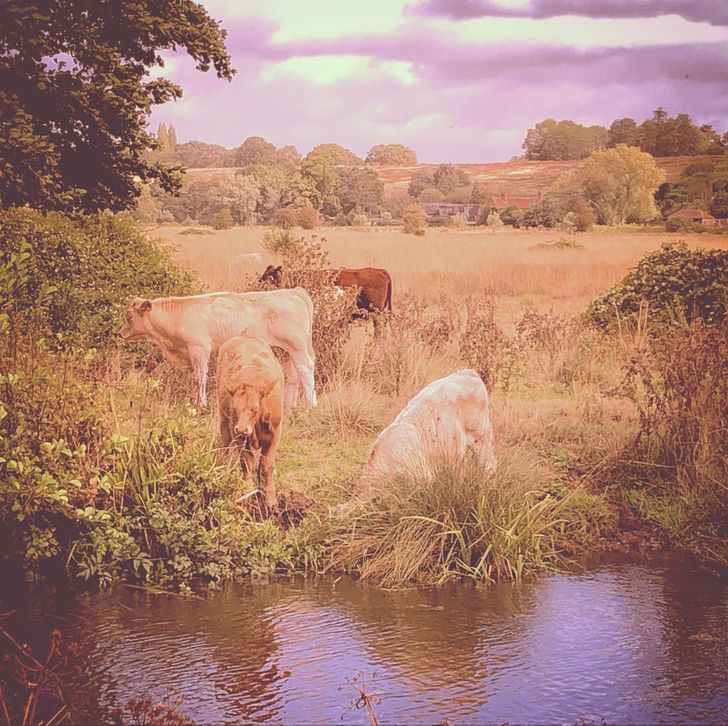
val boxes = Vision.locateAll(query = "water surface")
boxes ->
[2,554,726,723]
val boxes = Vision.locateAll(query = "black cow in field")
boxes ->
[261,265,393,315]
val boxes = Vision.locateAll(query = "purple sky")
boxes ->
[149,0,728,162]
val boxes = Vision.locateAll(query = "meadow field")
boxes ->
[157,224,728,322]
[136,223,727,580]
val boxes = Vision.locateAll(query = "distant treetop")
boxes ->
[523,108,726,161]
[366,144,417,165]
[304,143,363,166]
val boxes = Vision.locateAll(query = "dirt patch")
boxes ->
[237,489,314,529]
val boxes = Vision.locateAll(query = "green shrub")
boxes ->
[0,334,316,587]
[211,207,234,229]
[665,216,704,233]
[587,241,728,330]
[621,320,728,563]
[0,208,195,347]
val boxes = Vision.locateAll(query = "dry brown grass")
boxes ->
[141,222,727,581]
[151,224,728,326]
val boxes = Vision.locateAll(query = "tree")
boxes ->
[174,140,232,168]
[418,187,444,202]
[638,108,708,157]
[522,119,607,160]
[0,0,233,213]
[710,192,728,218]
[304,143,362,167]
[433,164,470,194]
[408,169,435,198]
[607,118,639,148]
[571,144,664,225]
[336,167,383,215]
[234,136,278,168]
[365,143,417,165]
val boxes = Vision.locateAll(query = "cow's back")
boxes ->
[366,369,489,479]
[218,335,283,394]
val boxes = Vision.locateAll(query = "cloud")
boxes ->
[149,5,728,162]
[416,0,728,26]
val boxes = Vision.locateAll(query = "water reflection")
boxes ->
[1,555,726,724]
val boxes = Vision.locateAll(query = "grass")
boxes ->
[122,223,727,586]
[153,224,728,324]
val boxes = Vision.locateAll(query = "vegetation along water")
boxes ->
[1,1,728,722]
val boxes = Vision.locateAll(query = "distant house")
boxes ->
[421,202,482,223]
[668,208,718,226]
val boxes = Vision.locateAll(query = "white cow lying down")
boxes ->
[339,369,496,512]
[119,288,316,411]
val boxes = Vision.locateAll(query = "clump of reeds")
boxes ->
[327,447,570,587]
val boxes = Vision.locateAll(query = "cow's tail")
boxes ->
[385,274,393,312]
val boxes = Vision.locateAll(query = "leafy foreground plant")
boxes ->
[620,319,728,564]
[587,241,728,330]
[326,450,606,588]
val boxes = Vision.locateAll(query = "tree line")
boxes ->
[522,107,728,161]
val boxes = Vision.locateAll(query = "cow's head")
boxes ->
[231,378,277,441]
[119,297,153,340]
[260,264,283,287]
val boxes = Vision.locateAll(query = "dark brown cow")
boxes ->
[261,265,392,314]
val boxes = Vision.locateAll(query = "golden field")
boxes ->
[154,224,728,325]
[124,222,728,579]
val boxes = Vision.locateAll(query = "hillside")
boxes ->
[183,155,707,198]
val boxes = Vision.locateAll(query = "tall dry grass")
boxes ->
[152,224,728,323]
[134,223,726,584]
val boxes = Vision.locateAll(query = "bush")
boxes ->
[0,335,314,587]
[271,204,319,230]
[403,204,427,235]
[211,207,234,229]
[0,208,195,347]
[622,320,728,563]
[570,197,596,231]
[587,241,728,330]
[665,216,704,233]
[499,204,523,227]
[259,229,357,384]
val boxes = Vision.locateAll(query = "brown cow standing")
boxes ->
[261,265,392,315]
[217,335,284,511]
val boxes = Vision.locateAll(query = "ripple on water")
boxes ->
[2,556,726,724]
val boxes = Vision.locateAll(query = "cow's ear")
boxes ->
[275,266,282,274]
[134,298,152,314]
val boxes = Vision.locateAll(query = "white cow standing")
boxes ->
[119,288,316,411]
[338,369,495,512]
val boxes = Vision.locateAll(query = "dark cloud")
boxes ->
[416,0,728,26]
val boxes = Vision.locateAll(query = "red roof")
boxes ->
[668,208,715,220]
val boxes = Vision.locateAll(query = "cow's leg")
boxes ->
[288,349,317,408]
[239,445,255,479]
[219,408,233,449]
[282,358,301,413]
[258,431,280,513]
[189,345,211,408]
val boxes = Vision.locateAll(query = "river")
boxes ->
[1,553,726,724]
